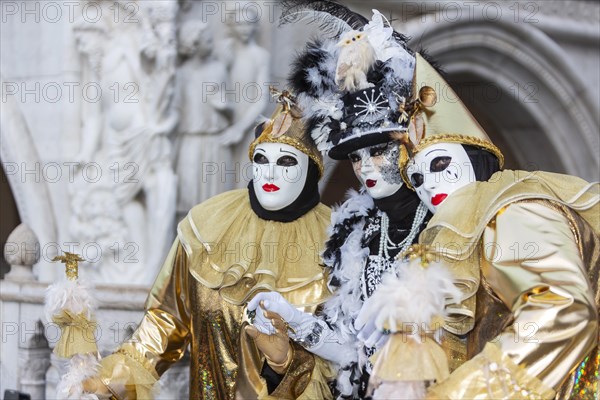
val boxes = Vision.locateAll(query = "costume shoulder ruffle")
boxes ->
[177,189,332,307]
[422,170,600,260]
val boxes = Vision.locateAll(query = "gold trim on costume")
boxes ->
[401,133,505,189]
[420,170,600,261]
[248,92,324,177]
[400,53,506,189]
[178,189,332,308]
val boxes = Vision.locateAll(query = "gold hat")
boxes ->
[399,54,504,188]
[249,88,324,177]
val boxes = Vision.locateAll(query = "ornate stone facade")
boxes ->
[1,1,598,398]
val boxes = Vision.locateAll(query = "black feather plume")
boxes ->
[288,38,337,98]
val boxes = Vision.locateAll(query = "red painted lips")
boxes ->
[262,183,280,192]
[366,179,377,188]
[431,193,448,206]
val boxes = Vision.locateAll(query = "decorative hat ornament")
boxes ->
[282,1,417,159]
[397,53,505,188]
[249,86,324,177]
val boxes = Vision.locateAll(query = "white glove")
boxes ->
[247,291,357,366]
[354,309,389,349]
[355,290,394,350]
[247,292,315,340]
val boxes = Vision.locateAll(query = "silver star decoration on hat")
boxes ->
[354,88,391,124]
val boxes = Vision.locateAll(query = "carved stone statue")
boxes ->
[174,19,232,214]
[70,0,178,285]
[222,7,271,179]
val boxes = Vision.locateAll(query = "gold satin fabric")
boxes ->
[421,170,600,399]
[427,342,556,399]
[481,201,598,392]
[371,335,450,383]
[99,190,334,399]
[52,310,98,358]
[178,189,331,308]
[420,170,599,259]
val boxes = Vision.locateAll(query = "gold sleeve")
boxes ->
[428,201,598,399]
[100,241,192,400]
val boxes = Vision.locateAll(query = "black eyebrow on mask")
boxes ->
[425,149,445,156]
[280,148,297,156]
[255,148,266,153]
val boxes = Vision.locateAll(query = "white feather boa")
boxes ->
[55,354,101,400]
[321,190,375,397]
[45,279,100,400]
[322,191,462,398]
[360,260,461,333]
[323,189,373,342]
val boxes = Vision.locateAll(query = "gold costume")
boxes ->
[98,189,334,399]
[422,170,600,399]
[388,52,600,399]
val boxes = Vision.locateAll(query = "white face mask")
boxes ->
[349,141,403,199]
[406,143,476,213]
[252,142,309,211]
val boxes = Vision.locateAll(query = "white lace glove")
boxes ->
[247,292,356,366]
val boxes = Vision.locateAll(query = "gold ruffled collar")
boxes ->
[416,170,598,335]
[177,189,331,307]
[421,170,600,260]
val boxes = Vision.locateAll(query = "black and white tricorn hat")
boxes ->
[283,1,417,160]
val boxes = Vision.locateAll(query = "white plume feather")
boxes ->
[55,354,101,400]
[361,259,461,333]
[45,279,96,321]
[281,10,353,38]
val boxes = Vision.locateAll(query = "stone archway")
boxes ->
[0,163,20,278]
[404,17,599,181]
[0,77,58,282]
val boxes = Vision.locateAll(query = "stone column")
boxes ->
[19,321,51,400]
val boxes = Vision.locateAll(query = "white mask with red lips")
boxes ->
[252,142,309,211]
[406,142,476,213]
[349,141,403,199]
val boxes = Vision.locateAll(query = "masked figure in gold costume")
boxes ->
[361,53,599,400]
[85,91,335,399]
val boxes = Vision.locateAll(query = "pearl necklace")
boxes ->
[360,201,429,372]
[360,201,429,300]
[378,201,428,260]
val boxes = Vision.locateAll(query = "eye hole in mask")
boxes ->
[369,143,389,157]
[430,156,452,172]
[253,153,268,164]
[410,172,424,188]
[349,152,361,163]
[277,155,298,167]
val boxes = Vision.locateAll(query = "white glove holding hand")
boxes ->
[247,292,313,340]
[248,291,357,366]
[354,304,389,349]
